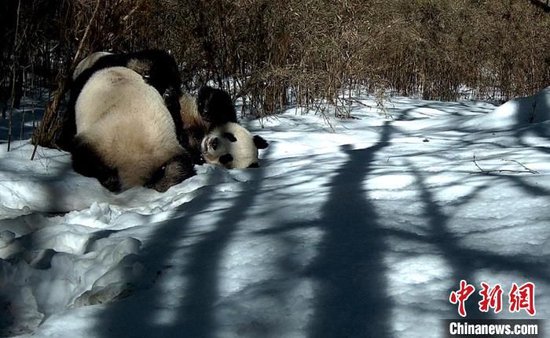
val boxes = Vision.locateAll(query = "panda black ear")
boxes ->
[253,135,268,149]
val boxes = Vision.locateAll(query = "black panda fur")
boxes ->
[57,49,184,150]
[197,86,238,125]
[180,86,268,168]
[71,66,195,192]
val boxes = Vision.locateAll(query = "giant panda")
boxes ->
[57,49,183,150]
[179,86,269,169]
[71,66,195,192]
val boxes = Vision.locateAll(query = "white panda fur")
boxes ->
[58,49,183,151]
[202,122,265,168]
[72,51,113,80]
[73,66,194,192]
[179,90,268,169]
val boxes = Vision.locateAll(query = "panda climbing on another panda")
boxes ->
[71,66,195,192]
[57,49,184,150]
[63,50,193,192]
[180,86,269,169]
[64,49,268,193]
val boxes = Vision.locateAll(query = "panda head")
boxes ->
[201,122,268,169]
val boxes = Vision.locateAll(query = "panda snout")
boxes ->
[209,137,219,151]
[201,135,220,154]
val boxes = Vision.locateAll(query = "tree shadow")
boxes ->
[305,122,394,338]
[397,162,550,320]
[166,166,266,338]
[0,154,75,336]
[95,163,267,338]
[407,163,491,319]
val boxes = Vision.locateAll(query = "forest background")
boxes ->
[1,0,549,147]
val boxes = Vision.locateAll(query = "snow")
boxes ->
[1,87,549,338]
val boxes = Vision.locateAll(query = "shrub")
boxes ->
[1,0,549,147]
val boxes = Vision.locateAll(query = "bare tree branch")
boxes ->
[472,155,540,175]
[7,0,22,152]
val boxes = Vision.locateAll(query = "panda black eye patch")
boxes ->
[223,133,237,142]
[219,154,233,164]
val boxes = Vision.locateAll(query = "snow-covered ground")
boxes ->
[1,88,549,338]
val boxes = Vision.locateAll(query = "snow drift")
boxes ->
[1,88,549,338]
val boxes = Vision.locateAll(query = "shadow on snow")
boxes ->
[94,164,267,338]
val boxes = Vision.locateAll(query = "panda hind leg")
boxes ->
[56,106,77,151]
[71,137,122,192]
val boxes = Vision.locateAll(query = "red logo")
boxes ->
[478,282,503,313]
[450,281,536,317]
[509,282,536,316]
[449,280,476,317]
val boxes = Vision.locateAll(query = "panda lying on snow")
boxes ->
[179,87,268,168]
[64,50,268,193]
